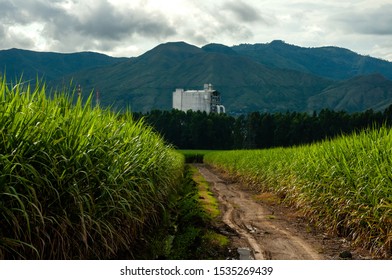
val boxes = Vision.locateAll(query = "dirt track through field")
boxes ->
[196,164,324,260]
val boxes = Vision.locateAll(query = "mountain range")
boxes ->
[1,40,392,113]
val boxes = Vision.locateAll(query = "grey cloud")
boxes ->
[181,1,260,46]
[0,23,9,44]
[11,35,35,50]
[0,23,35,50]
[0,0,176,52]
[333,4,392,35]
[222,0,264,23]
[0,0,77,43]
[0,1,17,13]
[5,28,36,49]
[0,1,16,18]
[184,29,209,45]
[74,1,175,40]
[0,0,65,24]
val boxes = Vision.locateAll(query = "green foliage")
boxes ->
[3,43,392,113]
[136,108,392,150]
[233,41,392,80]
[0,48,126,82]
[167,165,214,259]
[190,165,220,219]
[0,78,184,259]
[64,42,332,113]
[204,127,392,257]
[178,150,211,163]
[137,110,235,150]
[143,165,226,260]
[61,42,392,113]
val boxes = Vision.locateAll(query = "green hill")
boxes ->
[307,74,392,112]
[232,40,392,80]
[65,42,332,113]
[0,48,127,81]
[2,41,392,113]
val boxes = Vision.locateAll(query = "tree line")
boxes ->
[132,105,392,150]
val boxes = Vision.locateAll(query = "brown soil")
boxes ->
[195,164,375,260]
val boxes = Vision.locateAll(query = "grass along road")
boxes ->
[203,127,392,258]
[196,164,375,260]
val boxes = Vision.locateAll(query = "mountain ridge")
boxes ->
[308,73,392,112]
[2,41,392,113]
[62,41,333,112]
[232,41,392,80]
[0,48,128,81]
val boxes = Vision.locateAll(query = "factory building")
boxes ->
[172,84,225,113]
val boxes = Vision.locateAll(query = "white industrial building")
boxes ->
[172,84,225,113]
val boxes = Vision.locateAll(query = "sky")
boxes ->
[1,0,392,61]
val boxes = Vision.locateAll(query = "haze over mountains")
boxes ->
[2,40,392,113]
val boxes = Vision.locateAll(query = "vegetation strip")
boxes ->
[204,128,392,258]
[189,165,220,219]
[134,108,392,150]
[142,165,228,259]
[0,79,184,259]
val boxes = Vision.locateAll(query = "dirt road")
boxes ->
[196,164,371,260]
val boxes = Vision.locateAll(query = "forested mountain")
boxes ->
[1,41,392,113]
[0,48,127,81]
[63,42,332,113]
[232,40,392,80]
[307,74,392,112]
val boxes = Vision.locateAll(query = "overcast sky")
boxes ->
[1,0,392,61]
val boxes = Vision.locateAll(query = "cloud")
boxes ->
[0,24,4,38]
[183,29,209,45]
[0,0,176,53]
[372,43,392,61]
[223,0,263,23]
[8,30,36,49]
[221,0,277,27]
[0,0,64,25]
[332,4,392,36]
[0,0,391,61]
[73,1,176,40]
[0,1,16,20]
[181,0,276,45]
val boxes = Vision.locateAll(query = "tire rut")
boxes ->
[196,164,323,260]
